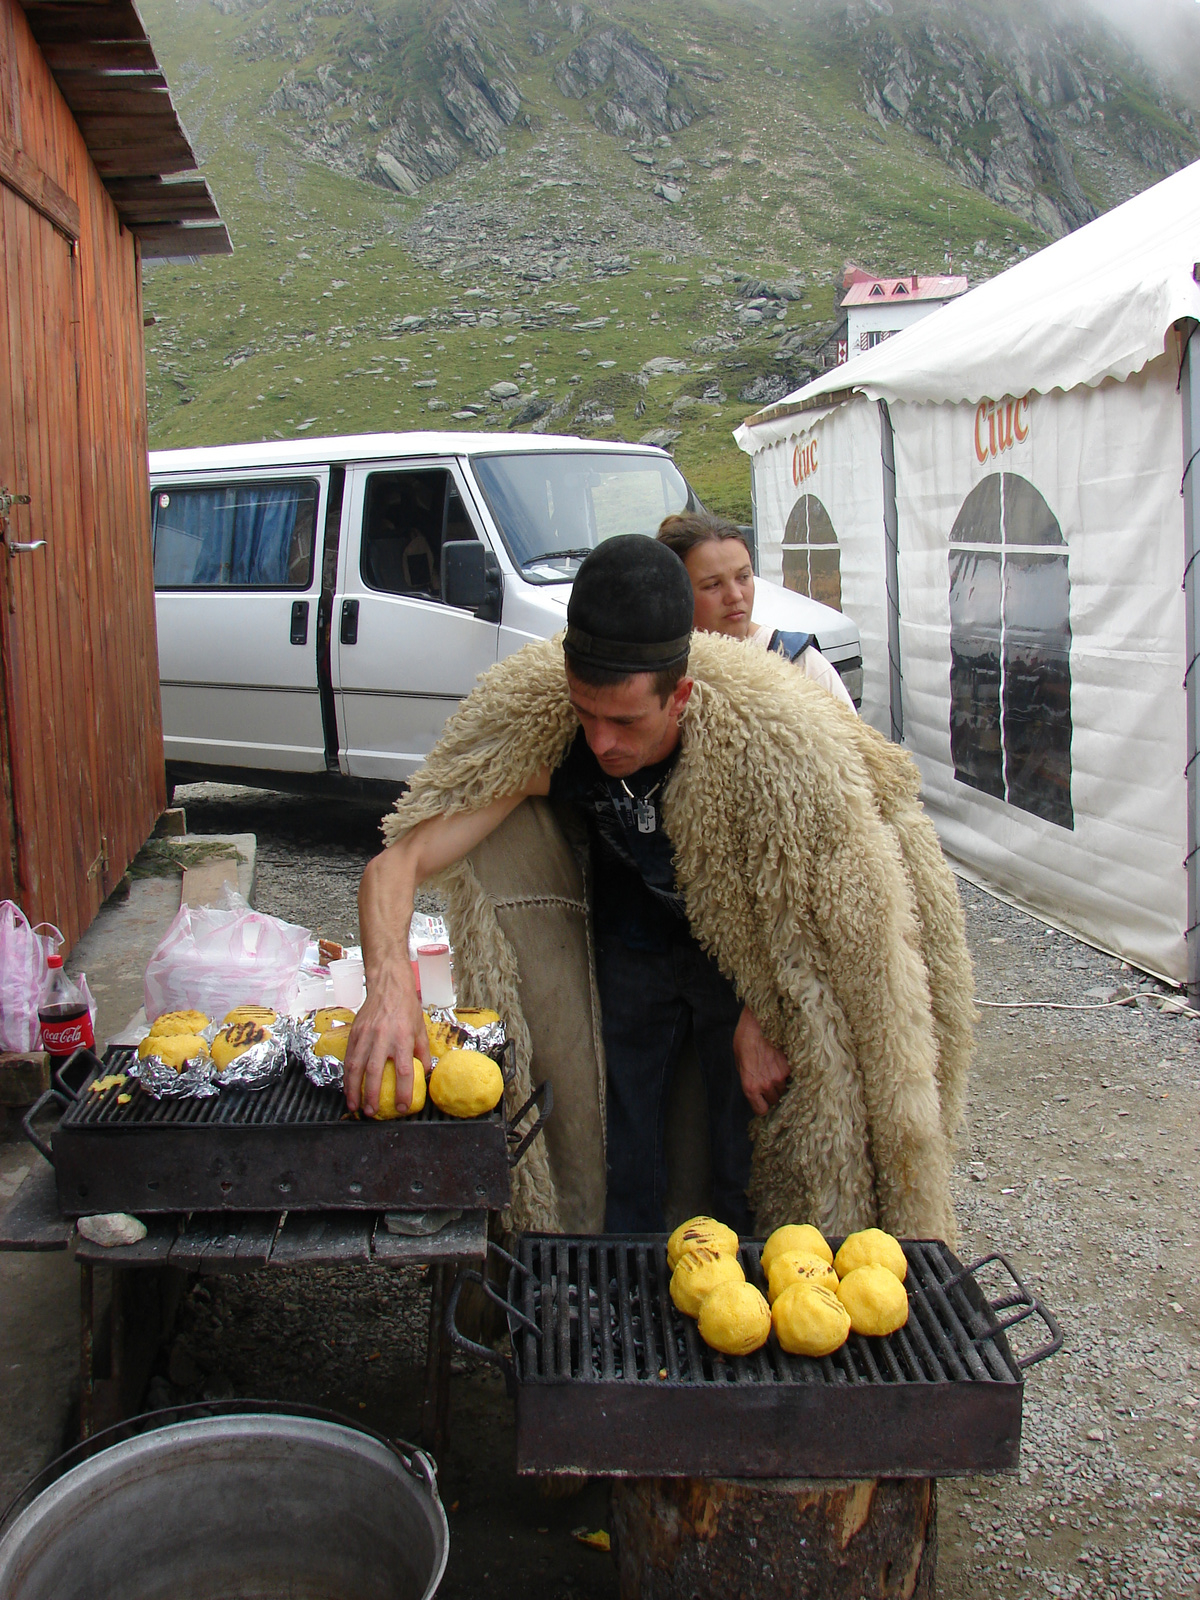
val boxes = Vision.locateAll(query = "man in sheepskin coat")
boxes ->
[346,539,974,1244]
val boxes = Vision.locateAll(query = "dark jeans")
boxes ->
[596,932,754,1236]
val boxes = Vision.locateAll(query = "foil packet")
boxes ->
[293,1014,346,1091]
[426,1007,508,1063]
[127,1049,218,1099]
[211,1016,291,1091]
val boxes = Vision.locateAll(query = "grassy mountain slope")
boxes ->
[140,0,1199,520]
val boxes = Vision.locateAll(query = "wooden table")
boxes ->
[0,1160,487,1456]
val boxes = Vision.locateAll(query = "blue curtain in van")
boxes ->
[154,485,303,587]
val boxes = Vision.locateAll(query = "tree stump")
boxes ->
[609,1475,936,1600]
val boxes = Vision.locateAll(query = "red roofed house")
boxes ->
[838,266,968,362]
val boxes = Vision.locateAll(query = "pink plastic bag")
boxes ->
[0,902,58,1050]
[143,886,309,1022]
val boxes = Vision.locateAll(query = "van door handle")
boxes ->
[290,600,309,645]
[340,598,359,645]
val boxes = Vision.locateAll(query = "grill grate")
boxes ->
[514,1236,1019,1390]
[462,1233,1062,1477]
[38,1047,547,1216]
[63,1046,476,1130]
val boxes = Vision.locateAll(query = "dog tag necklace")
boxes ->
[620,776,663,833]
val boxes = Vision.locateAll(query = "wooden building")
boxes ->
[0,0,228,950]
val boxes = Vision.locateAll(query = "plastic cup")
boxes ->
[415,943,455,1008]
[329,957,366,1010]
[295,972,329,1014]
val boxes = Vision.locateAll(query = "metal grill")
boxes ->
[450,1233,1062,1479]
[26,1047,550,1218]
[63,1046,455,1129]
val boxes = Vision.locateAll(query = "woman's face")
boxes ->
[684,538,756,639]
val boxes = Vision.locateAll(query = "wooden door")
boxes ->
[0,183,103,946]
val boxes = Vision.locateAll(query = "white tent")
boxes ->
[735,160,1200,988]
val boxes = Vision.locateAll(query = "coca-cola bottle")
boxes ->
[38,954,95,1062]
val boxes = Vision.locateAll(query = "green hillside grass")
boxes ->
[139,0,1101,518]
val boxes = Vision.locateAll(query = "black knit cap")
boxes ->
[565,535,694,674]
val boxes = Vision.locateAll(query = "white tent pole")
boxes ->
[1183,320,1200,1004]
[878,400,903,743]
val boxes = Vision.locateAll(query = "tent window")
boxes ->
[949,473,1073,830]
[782,493,841,611]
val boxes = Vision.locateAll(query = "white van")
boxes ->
[148,431,863,794]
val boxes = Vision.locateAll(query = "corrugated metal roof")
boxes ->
[20,0,230,259]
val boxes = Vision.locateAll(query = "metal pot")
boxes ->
[0,1412,448,1600]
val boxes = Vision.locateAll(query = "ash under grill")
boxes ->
[455,1233,1062,1479]
[31,1047,550,1218]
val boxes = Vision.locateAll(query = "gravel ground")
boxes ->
[165,784,1200,1600]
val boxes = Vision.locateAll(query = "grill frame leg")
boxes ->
[421,1263,453,1464]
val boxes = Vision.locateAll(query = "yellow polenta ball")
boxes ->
[373,1058,426,1119]
[772,1282,851,1357]
[148,1009,209,1038]
[138,1032,207,1070]
[833,1228,907,1283]
[760,1224,834,1274]
[766,1250,840,1305]
[312,1006,355,1034]
[316,1027,349,1061]
[666,1216,740,1271]
[669,1246,745,1318]
[837,1264,909,1337]
[429,1048,504,1118]
[698,1281,771,1356]
[455,1007,500,1028]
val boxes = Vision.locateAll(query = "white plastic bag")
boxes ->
[0,902,47,1050]
[143,886,310,1023]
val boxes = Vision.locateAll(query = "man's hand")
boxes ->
[343,958,429,1117]
[733,1005,790,1116]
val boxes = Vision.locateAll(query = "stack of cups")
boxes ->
[329,955,366,1010]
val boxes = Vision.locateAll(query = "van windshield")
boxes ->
[470,451,695,582]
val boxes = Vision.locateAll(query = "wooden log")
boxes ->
[609,1476,937,1600]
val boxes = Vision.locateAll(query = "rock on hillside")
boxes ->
[846,0,1198,235]
[552,27,700,139]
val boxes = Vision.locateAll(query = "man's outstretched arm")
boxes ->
[346,775,549,1115]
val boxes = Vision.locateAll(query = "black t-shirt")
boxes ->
[549,728,686,950]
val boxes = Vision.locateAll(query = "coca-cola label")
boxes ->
[40,1011,94,1054]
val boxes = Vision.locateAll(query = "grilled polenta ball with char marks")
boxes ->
[772,1281,851,1357]
[766,1250,840,1304]
[211,1020,270,1071]
[669,1246,745,1318]
[666,1216,739,1271]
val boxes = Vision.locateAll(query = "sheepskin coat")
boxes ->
[384,631,975,1242]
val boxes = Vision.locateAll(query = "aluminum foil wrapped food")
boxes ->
[293,1014,347,1091]
[425,1007,508,1063]
[210,1016,290,1091]
[127,1048,219,1100]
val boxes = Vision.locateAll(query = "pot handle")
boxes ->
[21,1087,69,1165]
[390,1439,440,1495]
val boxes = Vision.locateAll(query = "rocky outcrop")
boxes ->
[430,3,522,159]
[553,27,699,139]
[851,1,1197,237]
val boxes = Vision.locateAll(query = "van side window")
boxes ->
[361,469,478,599]
[152,481,318,589]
